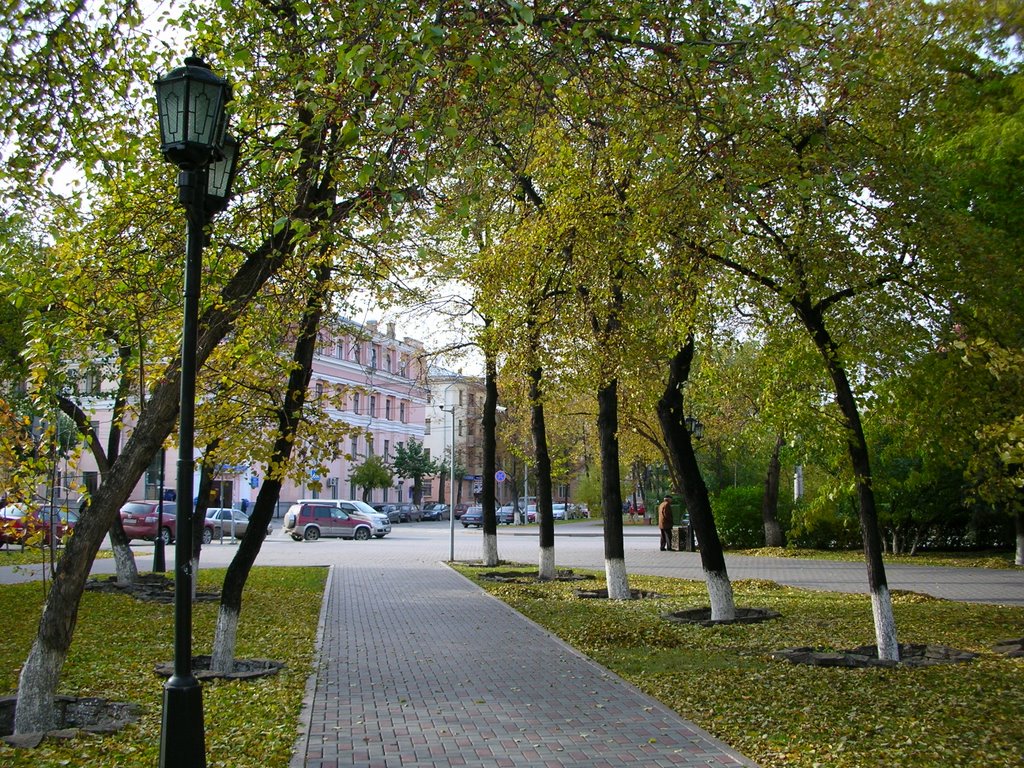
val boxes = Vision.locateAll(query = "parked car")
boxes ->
[460,505,484,528]
[205,507,272,539]
[389,503,422,523]
[282,500,390,541]
[119,500,216,545]
[496,504,517,524]
[0,504,77,546]
[374,503,415,524]
[453,503,469,520]
[420,503,449,521]
[552,503,568,520]
[284,499,380,540]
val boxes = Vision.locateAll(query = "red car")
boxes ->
[0,504,77,546]
[119,500,215,545]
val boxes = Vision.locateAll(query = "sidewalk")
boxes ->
[291,562,759,768]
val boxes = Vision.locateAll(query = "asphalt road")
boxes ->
[7,518,1019,605]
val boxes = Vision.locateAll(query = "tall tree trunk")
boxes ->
[1015,508,1023,567]
[530,364,556,580]
[597,378,629,598]
[212,266,328,673]
[798,301,898,660]
[14,174,335,733]
[480,322,499,566]
[762,434,785,548]
[656,337,735,621]
[438,471,446,505]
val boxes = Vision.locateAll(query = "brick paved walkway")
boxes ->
[290,563,758,768]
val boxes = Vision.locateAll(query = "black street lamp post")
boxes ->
[154,55,238,768]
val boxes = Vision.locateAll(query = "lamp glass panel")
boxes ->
[188,78,224,149]
[156,77,186,146]
[206,136,238,201]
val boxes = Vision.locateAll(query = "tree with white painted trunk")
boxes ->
[212,264,330,672]
[656,336,736,621]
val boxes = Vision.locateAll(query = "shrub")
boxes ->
[711,486,764,549]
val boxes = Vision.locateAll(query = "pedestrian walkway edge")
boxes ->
[289,564,334,768]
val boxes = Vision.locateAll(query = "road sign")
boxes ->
[495,470,507,483]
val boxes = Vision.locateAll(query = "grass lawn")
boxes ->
[454,563,1024,768]
[0,566,326,768]
[0,546,114,567]
[732,547,1017,569]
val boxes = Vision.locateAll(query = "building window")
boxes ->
[367,434,374,455]
[315,381,324,399]
[353,343,361,364]
[383,439,390,460]
[369,395,377,417]
[467,418,475,436]
[349,479,357,498]
[468,393,476,407]
[385,351,392,372]
[400,355,408,376]
[350,435,359,458]
[353,393,361,414]
[458,389,464,406]
[424,418,431,435]
[458,419,463,436]
[399,402,406,423]
[370,347,378,369]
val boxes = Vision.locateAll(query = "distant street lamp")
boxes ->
[685,416,704,440]
[154,55,238,768]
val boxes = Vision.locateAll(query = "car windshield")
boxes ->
[348,500,380,516]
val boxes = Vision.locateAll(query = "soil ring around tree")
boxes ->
[85,573,220,603]
[770,643,978,668]
[153,655,285,681]
[662,606,781,626]
[574,587,667,600]
[0,694,142,748]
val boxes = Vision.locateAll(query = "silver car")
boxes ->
[205,507,271,539]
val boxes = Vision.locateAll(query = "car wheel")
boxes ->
[290,533,302,542]
[202,527,213,545]
[303,527,320,541]
[354,527,371,541]
[160,527,173,545]
[462,523,469,528]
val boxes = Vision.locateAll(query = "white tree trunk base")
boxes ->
[705,569,736,622]
[14,642,64,733]
[482,533,499,567]
[211,605,239,673]
[1016,531,1023,566]
[872,585,900,661]
[538,546,555,580]
[605,558,630,599]
[111,542,138,585]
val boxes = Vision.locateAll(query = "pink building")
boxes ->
[66,319,429,513]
